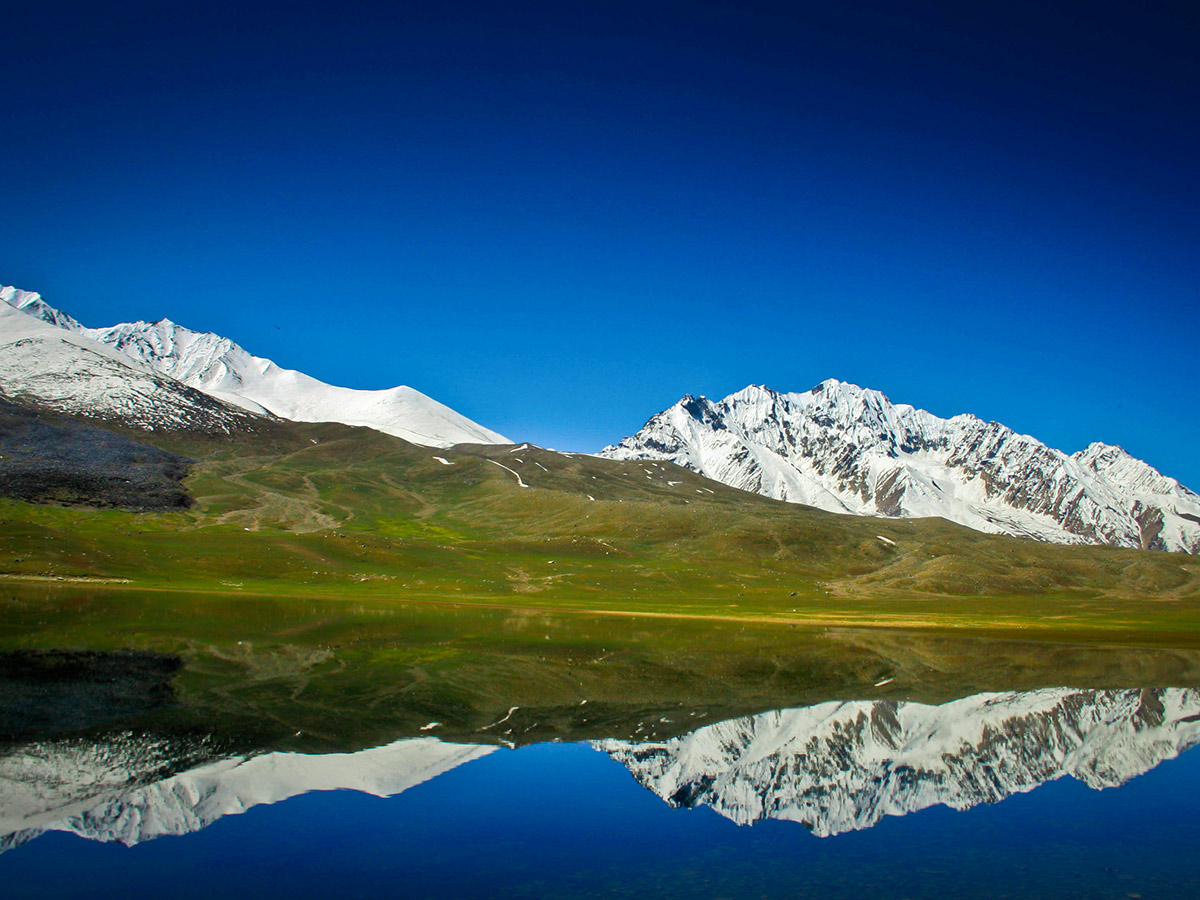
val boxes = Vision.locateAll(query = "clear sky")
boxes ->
[3,1,1197,485]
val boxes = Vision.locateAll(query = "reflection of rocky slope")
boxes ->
[0,734,494,850]
[595,688,1200,837]
[0,651,183,739]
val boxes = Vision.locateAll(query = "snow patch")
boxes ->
[487,460,528,488]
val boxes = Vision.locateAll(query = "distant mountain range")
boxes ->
[601,382,1200,554]
[0,285,508,448]
[3,282,1197,554]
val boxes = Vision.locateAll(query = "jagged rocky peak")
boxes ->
[601,380,1200,555]
[1073,441,1189,498]
[1,283,510,448]
[87,317,264,402]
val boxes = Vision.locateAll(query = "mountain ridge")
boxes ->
[600,380,1200,554]
[0,302,262,434]
[1,285,509,449]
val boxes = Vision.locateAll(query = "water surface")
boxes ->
[3,588,1200,898]
[3,687,1200,899]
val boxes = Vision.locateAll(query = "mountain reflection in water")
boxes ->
[0,737,493,851]
[596,687,1200,836]
[3,687,1197,851]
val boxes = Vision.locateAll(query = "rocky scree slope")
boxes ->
[0,399,193,509]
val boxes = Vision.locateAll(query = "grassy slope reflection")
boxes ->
[4,585,1200,756]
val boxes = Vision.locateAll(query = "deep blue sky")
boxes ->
[3,1,1197,484]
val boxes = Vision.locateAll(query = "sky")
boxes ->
[2,0,1198,485]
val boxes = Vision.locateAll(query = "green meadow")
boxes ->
[1,418,1197,641]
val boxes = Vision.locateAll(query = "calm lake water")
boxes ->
[3,688,1200,899]
[4,590,1200,898]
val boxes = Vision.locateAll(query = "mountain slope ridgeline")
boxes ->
[600,381,1200,555]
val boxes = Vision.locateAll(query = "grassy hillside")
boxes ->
[1,416,1198,635]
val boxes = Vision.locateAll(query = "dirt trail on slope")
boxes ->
[211,468,341,533]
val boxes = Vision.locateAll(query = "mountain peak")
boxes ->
[0,301,263,433]
[2,284,86,332]
[809,377,854,393]
[2,282,510,448]
[600,381,1200,554]
[1076,441,1131,462]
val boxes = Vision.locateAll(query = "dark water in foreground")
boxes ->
[3,687,1200,900]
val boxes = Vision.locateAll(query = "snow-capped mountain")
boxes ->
[0,286,85,332]
[2,285,509,448]
[596,687,1200,837]
[0,301,259,434]
[600,381,1200,554]
[0,733,495,850]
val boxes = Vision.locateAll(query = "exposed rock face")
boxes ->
[601,381,1200,554]
[0,400,193,509]
[596,688,1200,837]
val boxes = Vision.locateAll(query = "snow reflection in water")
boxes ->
[3,687,1199,851]
[596,687,1200,836]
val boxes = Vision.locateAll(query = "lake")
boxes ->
[2,588,1200,898]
